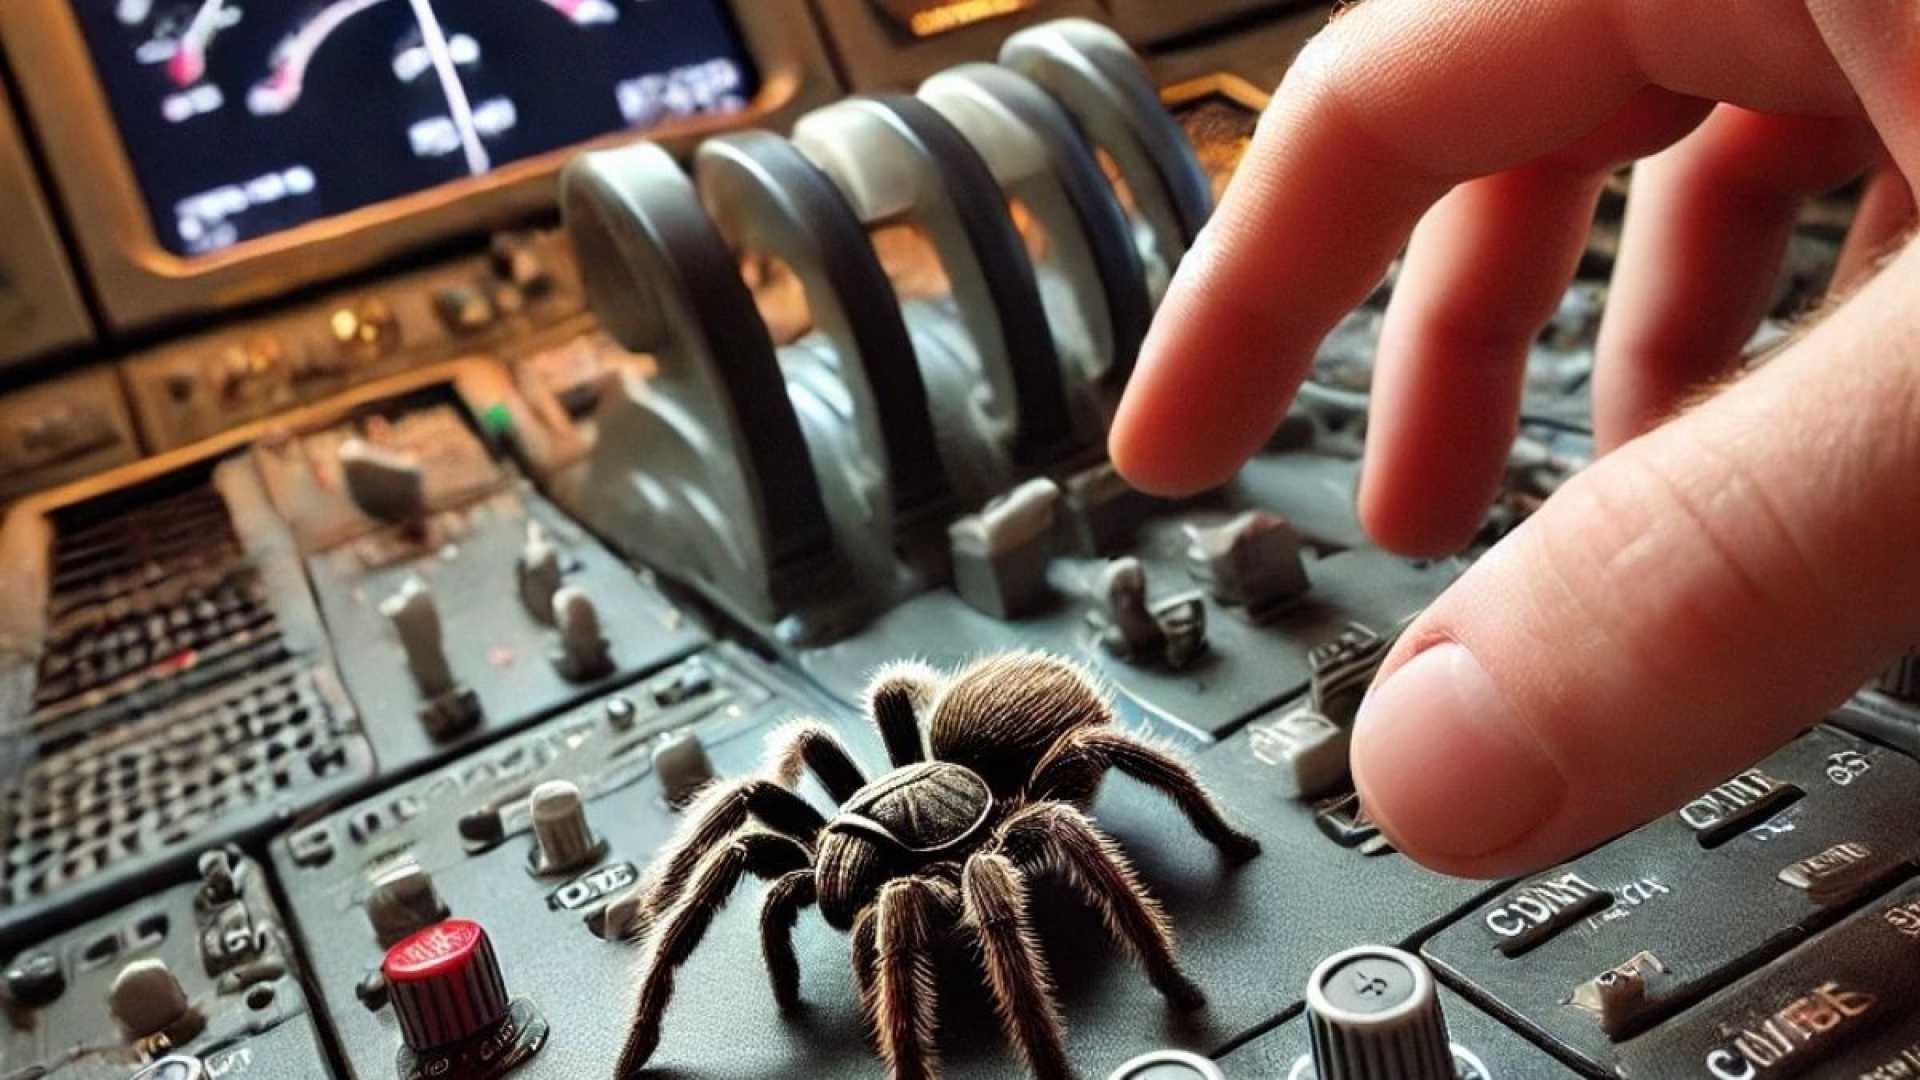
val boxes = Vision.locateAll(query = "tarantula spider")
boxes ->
[612,651,1261,1080]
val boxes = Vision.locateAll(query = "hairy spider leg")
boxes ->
[867,660,944,767]
[998,803,1206,1010]
[765,719,870,802]
[871,878,959,1080]
[632,780,825,935]
[960,853,1072,1080]
[1029,726,1262,861]
[851,903,881,1008]
[632,716,868,930]
[615,833,812,1078]
[760,868,818,1010]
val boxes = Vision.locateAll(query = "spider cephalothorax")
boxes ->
[612,651,1261,1080]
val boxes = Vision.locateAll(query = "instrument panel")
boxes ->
[0,0,837,332]
[73,0,759,256]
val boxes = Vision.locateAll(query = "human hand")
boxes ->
[1109,0,1920,878]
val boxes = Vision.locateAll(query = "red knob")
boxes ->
[382,919,511,1051]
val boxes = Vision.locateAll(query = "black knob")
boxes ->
[3,950,63,1006]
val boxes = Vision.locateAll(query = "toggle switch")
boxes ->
[382,577,453,698]
[367,859,449,948]
[517,521,564,625]
[653,734,715,806]
[528,781,605,875]
[550,586,613,682]
[196,847,239,905]
[950,478,1059,620]
[110,958,204,1043]
[1092,557,1207,670]
[338,437,426,524]
[1186,511,1309,618]
[380,577,479,738]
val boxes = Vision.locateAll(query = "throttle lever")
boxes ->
[1001,18,1213,300]
[920,62,1151,410]
[560,142,846,639]
[697,131,954,530]
[792,95,1081,471]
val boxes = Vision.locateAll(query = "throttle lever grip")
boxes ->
[793,95,1081,470]
[560,142,845,638]
[1001,18,1214,300]
[920,62,1152,406]
[696,131,953,528]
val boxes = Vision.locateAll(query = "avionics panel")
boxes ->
[0,79,93,367]
[0,0,840,332]
[70,0,758,258]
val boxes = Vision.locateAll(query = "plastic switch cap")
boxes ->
[529,780,603,874]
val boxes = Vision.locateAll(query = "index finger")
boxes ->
[1109,0,1854,496]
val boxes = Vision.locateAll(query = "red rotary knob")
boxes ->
[382,919,511,1051]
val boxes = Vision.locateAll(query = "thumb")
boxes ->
[1351,234,1920,880]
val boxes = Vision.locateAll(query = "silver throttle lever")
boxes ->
[696,130,954,530]
[560,142,845,637]
[792,95,1081,472]
[1001,18,1213,300]
[920,62,1152,412]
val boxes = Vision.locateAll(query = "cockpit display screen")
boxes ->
[72,0,759,256]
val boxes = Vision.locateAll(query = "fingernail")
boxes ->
[1353,643,1565,862]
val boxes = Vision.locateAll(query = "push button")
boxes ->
[1566,950,1670,1039]
[1424,728,1920,1076]
[1776,841,1903,908]
[1615,877,1920,1079]
[652,660,714,707]
[1313,792,1392,856]
[1480,872,1613,958]
[1249,706,1349,801]
[1678,767,1802,848]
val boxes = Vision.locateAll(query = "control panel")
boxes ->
[4,8,1920,1080]
[1425,727,1920,1075]
[0,453,373,949]
[0,367,140,503]
[252,394,706,775]
[272,643,1503,1078]
[0,849,332,1078]
[120,230,589,454]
